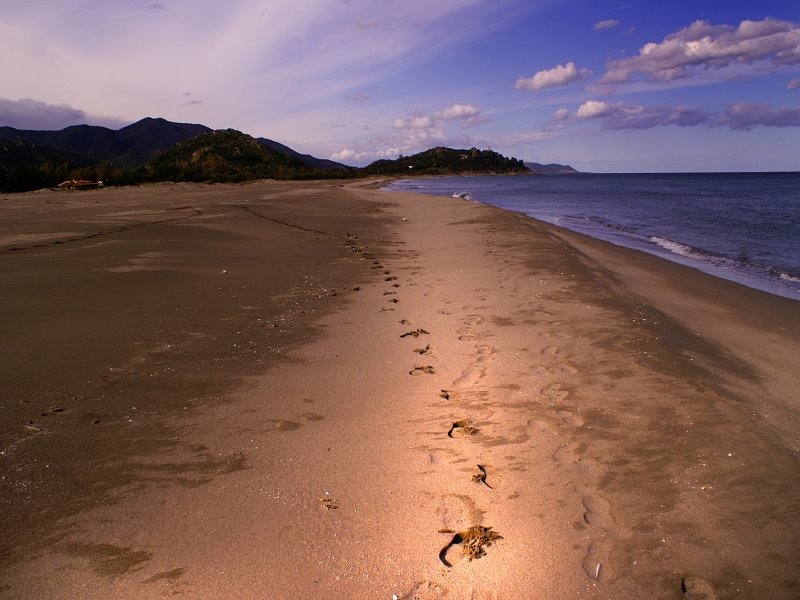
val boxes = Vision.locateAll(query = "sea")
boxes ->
[386,172,800,301]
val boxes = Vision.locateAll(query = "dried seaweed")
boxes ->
[448,419,478,437]
[438,526,503,566]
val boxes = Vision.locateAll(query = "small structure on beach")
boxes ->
[57,179,104,190]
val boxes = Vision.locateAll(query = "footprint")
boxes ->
[318,493,339,511]
[438,526,503,567]
[40,406,67,417]
[532,363,578,377]
[448,419,479,438]
[457,327,477,341]
[472,464,500,490]
[401,329,430,338]
[681,577,719,600]
[541,345,560,356]
[453,364,486,388]
[416,444,461,467]
[556,409,585,427]
[300,412,324,422]
[581,543,609,581]
[263,419,303,432]
[410,365,436,376]
[398,581,446,599]
[581,493,632,538]
[552,442,584,465]
[540,383,569,402]
[434,493,484,531]
[414,344,433,355]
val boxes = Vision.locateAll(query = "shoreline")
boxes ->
[381,173,800,302]
[2,181,798,598]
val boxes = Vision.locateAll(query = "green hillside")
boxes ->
[138,129,311,183]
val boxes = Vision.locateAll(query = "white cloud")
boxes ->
[553,108,570,122]
[787,78,800,90]
[516,62,592,91]
[436,104,490,127]
[330,148,370,163]
[438,104,480,120]
[594,19,619,31]
[601,18,800,85]
[575,100,619,119]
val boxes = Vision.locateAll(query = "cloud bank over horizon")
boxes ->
[0,98,126,130]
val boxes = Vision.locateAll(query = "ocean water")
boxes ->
[387,173,800,300]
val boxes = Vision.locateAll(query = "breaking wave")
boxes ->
[649,236,708,260]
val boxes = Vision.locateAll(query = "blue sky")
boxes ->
[1,0,799,171]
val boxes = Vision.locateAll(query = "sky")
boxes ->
[1,0,799,172]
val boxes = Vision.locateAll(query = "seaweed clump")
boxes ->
[448,419,478,438]
[438,526,503,566]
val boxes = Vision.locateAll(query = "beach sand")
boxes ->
[1,180,798,599]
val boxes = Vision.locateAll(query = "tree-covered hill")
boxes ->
[0,140,96,193]
[364,146,528,175]
[137,129,329,183]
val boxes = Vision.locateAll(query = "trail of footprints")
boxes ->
[395,299,508,572]
[376,248,620,589]
[361,236,719,598]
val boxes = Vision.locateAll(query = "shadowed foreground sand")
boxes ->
[1,180,798,599]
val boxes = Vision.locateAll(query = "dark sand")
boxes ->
[1,180,798,599]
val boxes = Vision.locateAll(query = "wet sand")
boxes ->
[1,180,798,599]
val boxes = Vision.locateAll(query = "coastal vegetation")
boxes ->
[364,146,527,175]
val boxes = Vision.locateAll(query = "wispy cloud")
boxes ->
[560,99,800,131]
[345,93,372,102]
[787,78,800,90]
[516,62,592,91]
[601,18,800,85]
[594,19,619,31]
[723,103,800,129]
[0,0,509,132]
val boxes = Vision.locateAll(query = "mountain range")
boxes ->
[0,117,576,192]
[0,117,347,171]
